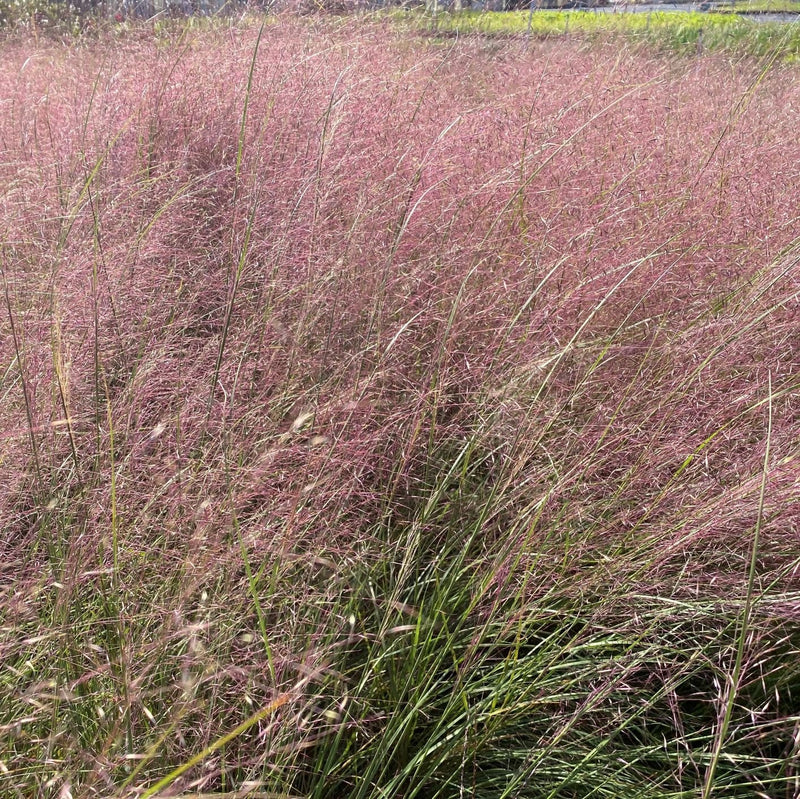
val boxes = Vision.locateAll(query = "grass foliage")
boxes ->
[1,17,800,798]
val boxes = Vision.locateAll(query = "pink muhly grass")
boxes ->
[0,17,799,797]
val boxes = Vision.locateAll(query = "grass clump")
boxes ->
[1,16,800,799]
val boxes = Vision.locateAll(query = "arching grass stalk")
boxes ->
[236,21,265,184]
[701,371,773,799]
[206,24,264,424]
[691,36,785,197]
[140,691,294,799]
[2,255,41,487]
[101,376,135,759]
[206,197,258,424]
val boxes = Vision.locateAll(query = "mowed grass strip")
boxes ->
[409,8,800,59]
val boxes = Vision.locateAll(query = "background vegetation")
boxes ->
[1,16,799,799]
[417,9,800,60]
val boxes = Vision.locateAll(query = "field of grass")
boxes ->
[1,16,799,799]
[415,8,800,59]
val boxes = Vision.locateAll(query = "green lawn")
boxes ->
[400,8,800,58]
[719,0,800,12]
